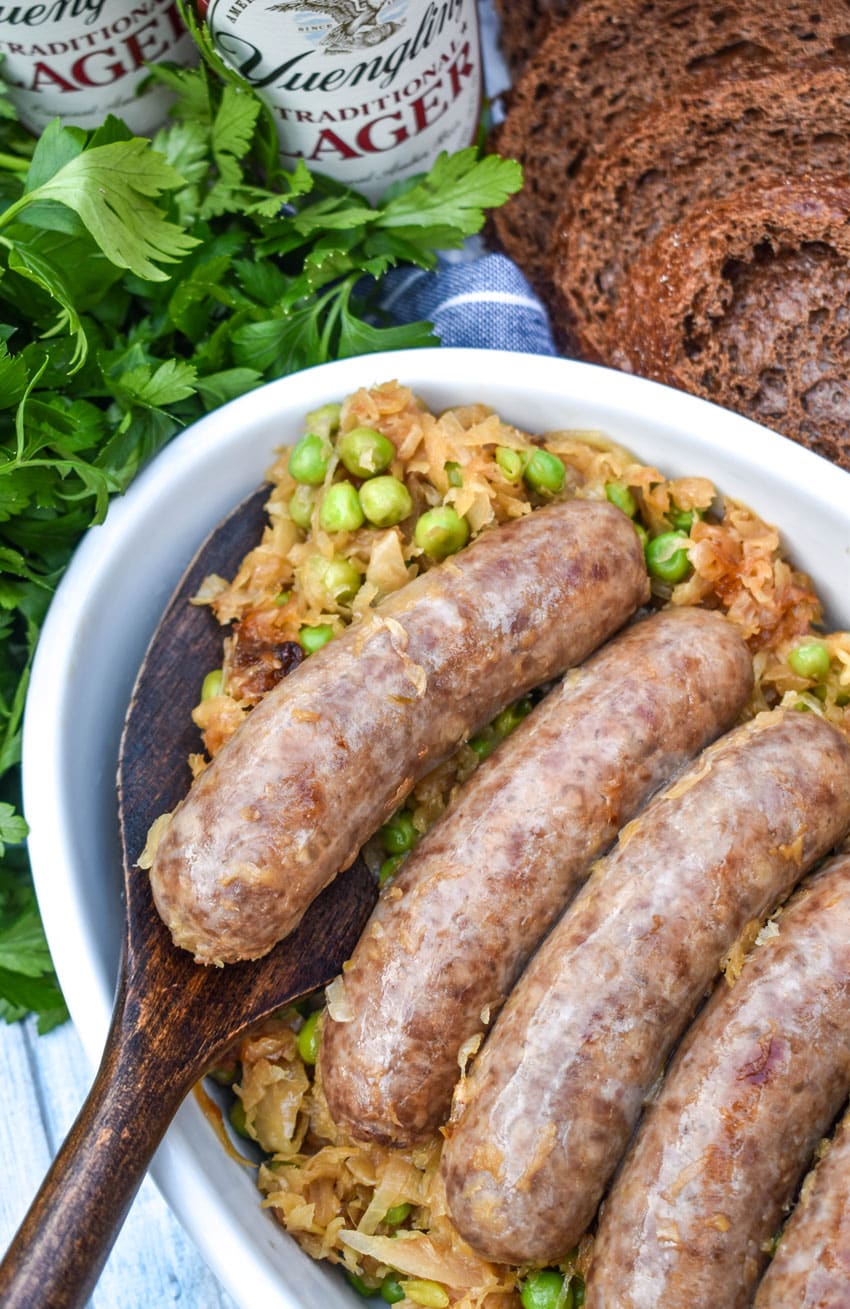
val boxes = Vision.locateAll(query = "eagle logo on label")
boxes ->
[267,0,402,52]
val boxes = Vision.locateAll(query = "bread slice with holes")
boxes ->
[551,57,850,358]
[607,175,850,469]
[492,1,850,293]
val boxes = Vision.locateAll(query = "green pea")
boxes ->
[359,475,414,527]
[229,1098,252,1140]
[381,1275,405,1305]
[299,624,334,654]
[645,530,691,583]
[206,1064,237,1086]
[297,1010,321,1065]
[319,481,365,533]
[274,590,291,607]
[304,402,341,440]
[347,1272,373,1297]
[380,810,418,855]
[669,504,704,532]
[496,446,524,482]
[338,426,395,478]
[384,1202,412,1226]
[494,698,533,737]
[788,640,830,681]
[524,448,566,495]
[520,1268,572,1309]
[201,668,223,701]
[288,433,331,485]
[414,506,470,560]
[403,1281,449,1309]
[379,854,405,886]
[445,460,463,487]
[309,556,361,604]
[468,727,499,760]
[288,484,316,530]
[605,481,637,518]
[634,522,649,549]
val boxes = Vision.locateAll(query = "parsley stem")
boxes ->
[0,151,29,171]
[317,275,356,360]
[0,190,36,232]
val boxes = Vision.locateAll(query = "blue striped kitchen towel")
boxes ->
[382,251,556,355]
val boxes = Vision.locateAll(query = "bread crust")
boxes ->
[608,175,850,470]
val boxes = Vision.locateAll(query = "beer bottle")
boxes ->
[0,0,198,136]
[196,0,482,200]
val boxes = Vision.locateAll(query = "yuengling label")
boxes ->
[201,0,482,200]
[0,0,198,134]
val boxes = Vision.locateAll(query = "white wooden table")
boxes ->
[1,1016,235,1308]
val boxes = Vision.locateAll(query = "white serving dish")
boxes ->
[22,348,850,1308]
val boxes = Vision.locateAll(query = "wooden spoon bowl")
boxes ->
[0,486,378,1309]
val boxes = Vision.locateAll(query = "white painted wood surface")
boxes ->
[0,9,509,1305]
[0,1015,236,1308]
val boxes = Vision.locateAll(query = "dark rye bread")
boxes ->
[493,0,850,292]
[493,0,580,75]
[552,58,850,359]
[608,177,850,470]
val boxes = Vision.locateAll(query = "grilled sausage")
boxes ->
[753,1091,850,1307]
[441,709,850,1265]
[320,608,753,1145]
[589,849,850,1309]
[149,499,648,965]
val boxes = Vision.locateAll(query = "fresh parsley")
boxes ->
[0,60,522,1031]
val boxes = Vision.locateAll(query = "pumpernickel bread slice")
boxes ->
[552,58,850,359]
[608,176,850,470]
[493,0,579,75]
[493,1,850,292]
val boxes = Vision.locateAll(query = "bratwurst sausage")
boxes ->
[320,608,752,1145]
[753,1078,850,1307]
[589,849,850,1309]
[149,498,648,964]
[441,709,850,1265]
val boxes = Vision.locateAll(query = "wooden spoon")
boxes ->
[0,485,378,1309]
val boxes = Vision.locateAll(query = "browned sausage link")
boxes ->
[320,608,753,1146]
[588,849,850,1309]
[753,1094,850,1307]
[149,499,648,965]
[441,710,850,1266]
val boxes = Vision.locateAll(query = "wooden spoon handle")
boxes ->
[0,988,190,1309]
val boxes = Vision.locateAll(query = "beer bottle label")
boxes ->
[204,0,482,200]
[0,0,198,135]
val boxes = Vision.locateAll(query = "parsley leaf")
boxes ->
[0,803,27,857]
[381,149,524,236]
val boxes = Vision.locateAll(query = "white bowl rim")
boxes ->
[22,347,850,1307]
